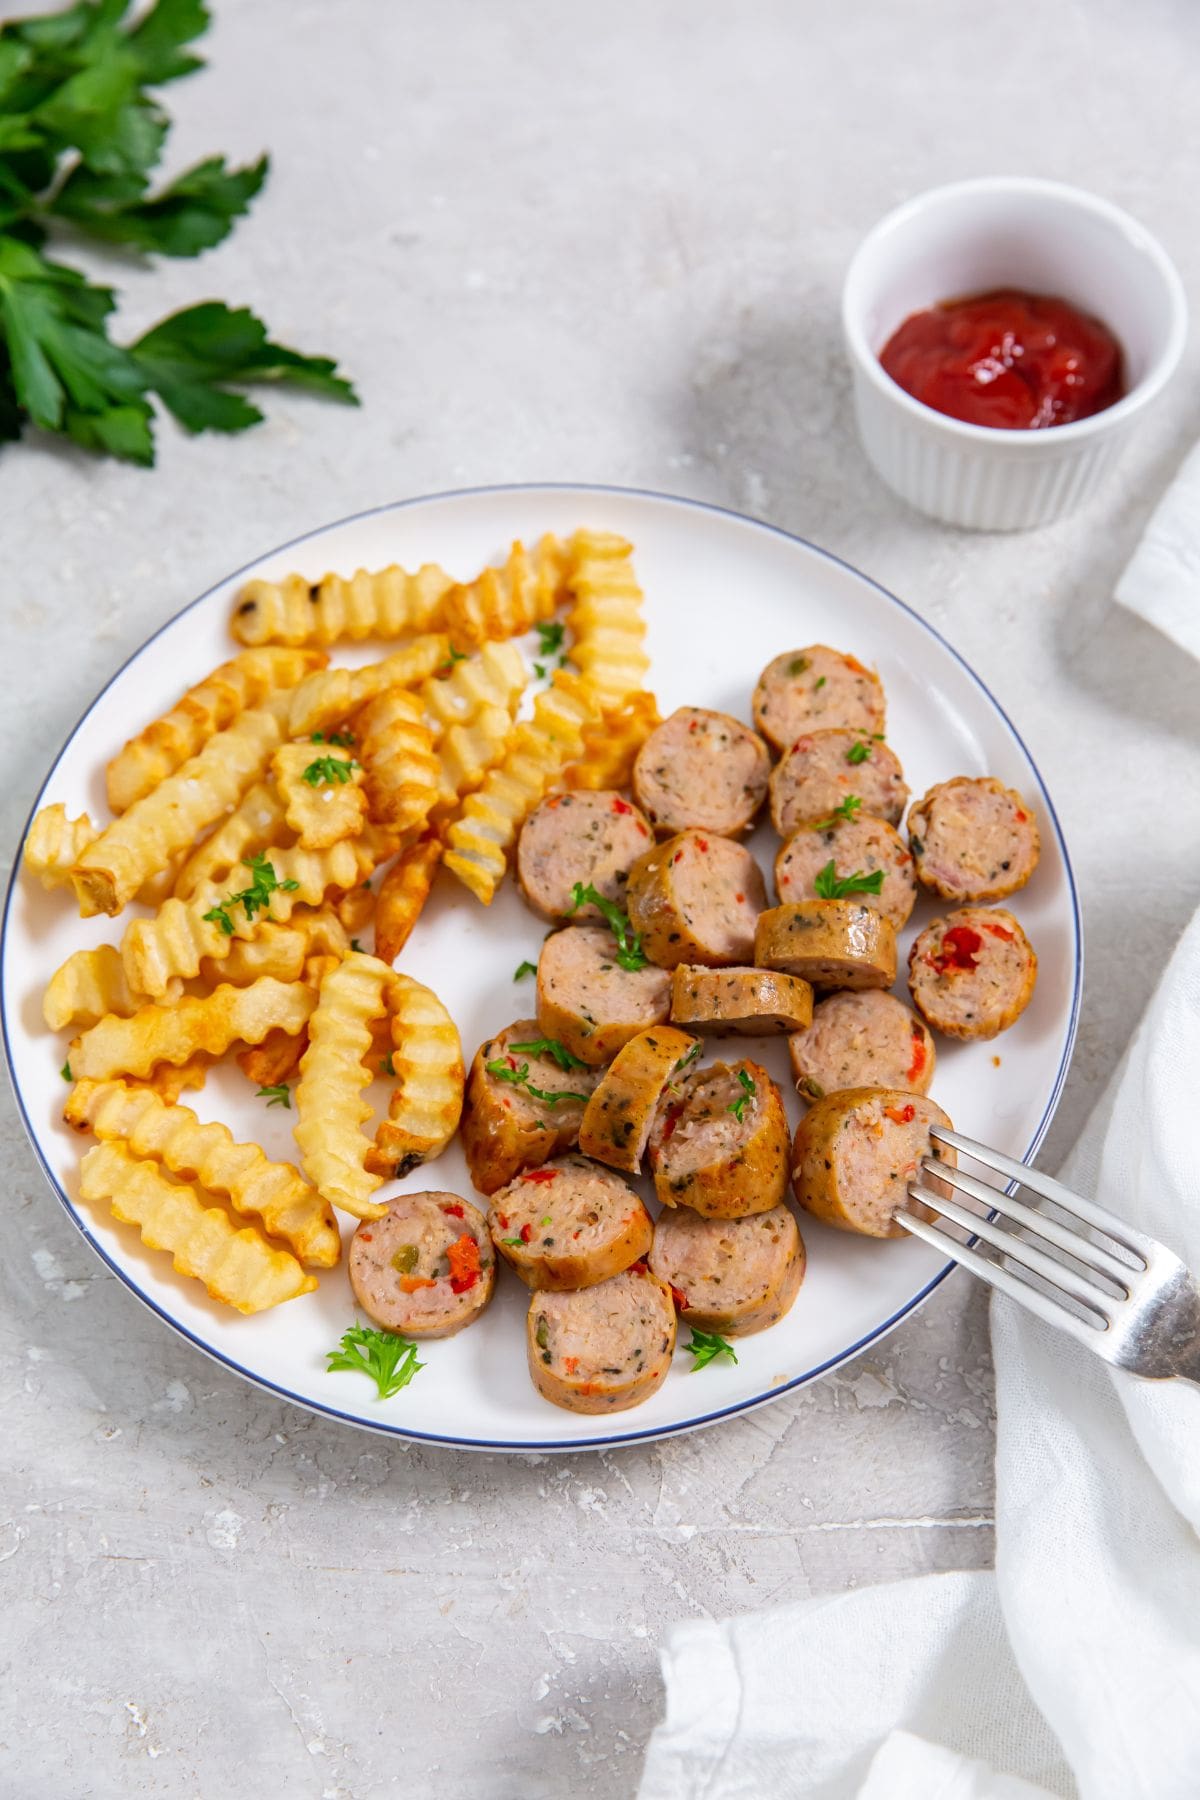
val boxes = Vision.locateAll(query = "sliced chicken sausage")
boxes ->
[752,646,886,754]
[649,1058,790,1218]
[517,789,653,921]
[527,1265,677,1414]
[460,1019,601,1195]
[537,924,672,1066]
[792,1089,956,1238]
[579,1026,699,1172]
[670,965,814,1035]
[349,1192,496,1336]
[754,901,897,991]
[626,831,766,969]
[633,707,770,838]
[788,990,935,1104]
[775,813,917,929]
[908,776,1040,902]
[769,729,908,835]
[908,906,1037,1040]
[649,1203,805,1336]
[488,1154,653,1289]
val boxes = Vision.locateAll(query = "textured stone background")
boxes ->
[3,2,1200,1795]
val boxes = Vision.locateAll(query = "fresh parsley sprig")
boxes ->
[810,795,862,830]
[566,882,648,972]
[845,740,872,766]
[327,1324,424,1400]
[813,860,885,901]
[513,959,538,981]
[302,754,358,787]
[311,730,354,747]
[508,1036,588,1072]
[685,1329,738,1371]
[256,1082,290,1108]
[202,852,299,936]
[484,1058,590,1108]
[727,1068,755,1123]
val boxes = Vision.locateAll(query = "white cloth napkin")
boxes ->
[639,909,1200,1800]
[1115,439,1200,658]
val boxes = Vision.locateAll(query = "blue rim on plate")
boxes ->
[0,483,1083,1454]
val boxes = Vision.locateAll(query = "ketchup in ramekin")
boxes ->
[879,289,1124,430]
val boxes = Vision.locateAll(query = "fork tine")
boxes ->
[920,1158,1137,1287]
[907,1182,1113,1318]
[896,1207,1110,1346]
[931,1126,1152,1261]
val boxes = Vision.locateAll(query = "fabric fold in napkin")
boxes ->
[639,907,1200,1800]
[1115,438,1200,659]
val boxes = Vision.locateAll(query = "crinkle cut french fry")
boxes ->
[564,529,650,710]
[122,835,379,999]
[105,648,328,814]
[374,833,443,965]
[439,535,568,648]
[232,564,456,648]
[355,687,439,831]
[442,670,600,904]
[365,974,464,1177]
[417,641,526,729]
[564,692,661,791]
[66,1080,339,1268]
[285,635,452,738]
[195,922,309,990]
[24,804,98,890]
[43,943,167,1033]
[141,1057,212,1102]
[294,950,393,1220]
[272,744,367,849]
[433,706,514,809]
[70,978,316,1080]
[237,1028,308,1089]
[72,707,284,917]
[174,780,290,901]
[78,1142,317,1313]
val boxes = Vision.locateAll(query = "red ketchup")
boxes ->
[879,289,1124,430]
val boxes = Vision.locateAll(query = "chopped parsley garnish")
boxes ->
[813,860,885,900]
[509,1036,588,1072]
[327,1324,424,1399]
[380,1052,396,1077]
[302,754,358,787]
[484,1058,589,1108]
[845,740,872,766]
[685,1329,738,1371]
[814,675,826,690]
[537,620,566,657]
[810,795,862,830]
[310,730,355,746]
[256,1083,290,1108]
[435,647,468,678]
[60,1059,73,1083]
[566,882,648,971]
[727,1068,755,1122]
[674,1041,702,1074]
[533,661,546,679]
[202,853,299,936]
[513,959,538,981]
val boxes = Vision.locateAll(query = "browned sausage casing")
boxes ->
[752,646,886,754]
[754,901,897,990]
[527,1266,677,1413]
[579,1026,698,1172]
[516,789,654,921]
[908,776,1040,902]
[791,1088,955,1239]
[649,1203,805,1336]
[460,1019,600,1195]
[633,707,770,838]
[488,1154,653,1289]
[649,1058,790,1218]
[626,830,766,969]
[349,1193,496,1336]
[670,965,814,1035]
[537,924,672,1065]
[907,906,1037,1040]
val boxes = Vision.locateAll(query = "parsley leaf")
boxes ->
[256,1082,290,1109]
[301,752,358,787]
[727,1067,755,1123]
[536,620,565,657]
[566,882,648,971]
[326,1323,424,1400]
[50,154,269,259]
[845,740,872,765]
[813,859,885,900]
[509,1036,588,1071]
[513,959,537,981]
[484,1057,588,1108]
[60,1057,72,1082]
[674,1040,702,1074]
[809,795,862,830]
[311,729,354,746]
[685,1328,738,1371]
[202,852,299,935]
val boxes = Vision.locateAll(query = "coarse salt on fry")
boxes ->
[272,743,367,849]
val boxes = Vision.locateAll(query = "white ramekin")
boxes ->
[841,177,1188,531]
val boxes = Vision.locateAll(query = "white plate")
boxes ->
[1,485,1081,1452]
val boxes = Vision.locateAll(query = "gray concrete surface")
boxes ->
[2,2,1199,1795]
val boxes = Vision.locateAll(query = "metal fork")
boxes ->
[897,1127,1200,1384]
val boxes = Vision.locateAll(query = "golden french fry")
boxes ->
[72,708,284,917]
[70,978,315,1080]
[284,636,452,739]
[366,974,464,1177]
[333,885,375,935]
[290,905,351,959]
[141,1057,212,1102]
[67,1079,339,1268]
[236,1028,308,1089]
[195,922,309,990]
[78,1141,317,1312]
[44,944,158,1033]
[174,780,290,901]
[439,535,568,648]
[442,670,601,904]
[564,691,662,791]
[294,950,393,1220]
[354,687,439,831]
[272,743,367,849]
[418,640,526,729]
[375,833,443,964]
[564,529,650,708]
[433,707,514,808]
[232,563,457,647]
[24,804,99,890]
[105,648,327,814]
[134,856,188,908]
[122,835,382,999]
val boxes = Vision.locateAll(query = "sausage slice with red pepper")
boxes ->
[625,830,766,969]
[791,1089,956,1238]
[754,900,897,991]
[907,776,1040,903]
[752,645,886,754]
[633,706,770,838]
[908,906,1037,1040]
[527,1264,677,1414]
[649,1203,805,1336]
[517,789,654,921]
[579,1025,699,1173]
[349,1193,495,1337]
[769,729,908,835]
[487,1155,653,1290]
[460,1019,601,1195]
[788,990,935,1105]
[648,1058,790,1218]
